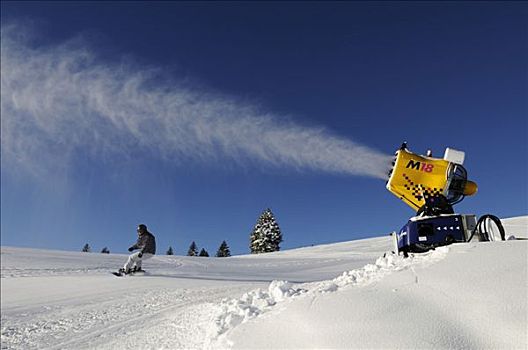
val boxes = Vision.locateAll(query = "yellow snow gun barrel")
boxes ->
[386,143,477,212]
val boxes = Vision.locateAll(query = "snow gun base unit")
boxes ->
[393,214,476,255]
[387,143,505,256]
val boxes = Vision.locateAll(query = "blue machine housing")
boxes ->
[394,214,475,253]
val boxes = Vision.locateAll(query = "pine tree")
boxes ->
[166,246,174,255]
[250,208,283,254]
[187,241,198,256]
[199,248,209,257]
[101,247,110,254]
[82,243,91,253]
[216,240,231,257]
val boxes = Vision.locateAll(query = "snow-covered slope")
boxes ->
[1,217,526,349]
[225,241,527,349]
[502,215,528,238]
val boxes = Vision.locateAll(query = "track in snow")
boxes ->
[1,281,257,350]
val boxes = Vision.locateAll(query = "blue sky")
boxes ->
[1,2,527,256]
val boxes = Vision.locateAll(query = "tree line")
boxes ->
[81,244,110,254]
[81,208,283,256]
[169,240,231,257]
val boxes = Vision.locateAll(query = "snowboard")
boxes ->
[112,269,146,277]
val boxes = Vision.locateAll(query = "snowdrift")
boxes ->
[223,241,527,349]
[1,216,526,349]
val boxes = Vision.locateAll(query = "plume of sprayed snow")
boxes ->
[0,24,391,179]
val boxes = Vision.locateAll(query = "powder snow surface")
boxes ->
[1,217,526,349]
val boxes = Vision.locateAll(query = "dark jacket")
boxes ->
[130,231,156,255]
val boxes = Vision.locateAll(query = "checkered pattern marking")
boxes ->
[402,174,443,201]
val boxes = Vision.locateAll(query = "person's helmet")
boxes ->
[137,224,147,234]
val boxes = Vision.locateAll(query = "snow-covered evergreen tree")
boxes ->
[82,243,91,253]
[187,241,198,256]
[250,208,283,254]
[216,240,231,257]
[199,248,209,257]
[166,246,174,255]
[101,247,110,254]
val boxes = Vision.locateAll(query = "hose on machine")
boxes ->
[467,214,505,242]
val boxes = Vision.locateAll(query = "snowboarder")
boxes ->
[117,224,156,275]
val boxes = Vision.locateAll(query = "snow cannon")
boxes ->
[387,143,504,256]
[386,143,478,214]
